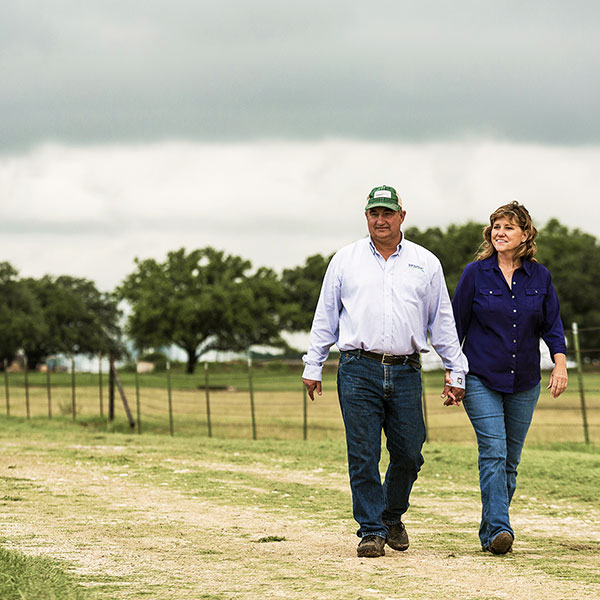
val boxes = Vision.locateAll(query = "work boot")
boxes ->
[385,522,409,551]
[488,531,514,554]
[357,535,386,557]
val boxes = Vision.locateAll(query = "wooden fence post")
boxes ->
[111,362,135,429]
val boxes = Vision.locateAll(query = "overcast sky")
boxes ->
[2,1,600,291]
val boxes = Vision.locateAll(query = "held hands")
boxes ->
[441,369,465,406]
[547,354,568,399]
[302,378,322,401]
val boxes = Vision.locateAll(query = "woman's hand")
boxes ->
[442,369,465,406]
[547,353,568,399]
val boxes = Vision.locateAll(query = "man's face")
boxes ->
[366,207,406,245]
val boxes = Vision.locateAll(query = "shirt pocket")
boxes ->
[399,269,429,301]
[524,287,546,313]
[479,287,504,311]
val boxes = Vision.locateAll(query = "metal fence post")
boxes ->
[46,366,52,418]
[421,370,429,442]
[98,353,104,418]
[71,356,77,419]
[248,352,257,440]
[24,356,30,419]
[571,322,590,444]
[302,385,308,441]
[108,354,115,421]
[135,365,141,435]
[3,359,9,416]
[204,362,212,438]
[167,361,174,436]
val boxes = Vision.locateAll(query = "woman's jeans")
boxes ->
[463,374,540,548]
[337,351,425,539]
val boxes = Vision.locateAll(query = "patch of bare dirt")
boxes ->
[0,442,598,600]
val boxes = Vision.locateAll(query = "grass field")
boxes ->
[0,418,598,600]
[2,365,599,444]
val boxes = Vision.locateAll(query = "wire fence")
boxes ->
[1,325,598,443]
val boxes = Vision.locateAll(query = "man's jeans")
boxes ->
[337,351,425,539]
[463,374,540,548]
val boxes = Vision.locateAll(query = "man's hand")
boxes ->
[302,378,322,401]
[441,369,465,406]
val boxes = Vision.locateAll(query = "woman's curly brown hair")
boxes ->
[476,201,538,263]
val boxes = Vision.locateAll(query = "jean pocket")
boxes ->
[338,351,358,367]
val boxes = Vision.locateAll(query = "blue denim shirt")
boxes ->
[452,255,566,393]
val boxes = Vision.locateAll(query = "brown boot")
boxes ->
[385,522,409,551]
[488,531,514,554]
[357,535,386,557]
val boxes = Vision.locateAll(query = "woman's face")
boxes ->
[491,216,527,255]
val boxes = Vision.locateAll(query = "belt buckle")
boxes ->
[381,353,395,365]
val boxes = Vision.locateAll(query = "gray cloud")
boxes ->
[2,139,599,292]
[2,1,600,149]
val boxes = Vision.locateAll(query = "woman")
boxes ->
[451,201,568,554]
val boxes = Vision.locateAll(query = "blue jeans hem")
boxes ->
[359,532,387,540]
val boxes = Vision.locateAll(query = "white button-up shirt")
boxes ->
[302,236,468,386]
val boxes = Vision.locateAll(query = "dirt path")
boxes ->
[0,440,598,600]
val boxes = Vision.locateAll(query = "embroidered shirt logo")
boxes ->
[408,263,425,272]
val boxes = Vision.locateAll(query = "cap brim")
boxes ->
[365,201,401,211]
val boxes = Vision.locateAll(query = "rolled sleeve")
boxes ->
[540,274,567,358]
[452,264,475,344]
[301,257,342,381]
[427,262,469,387]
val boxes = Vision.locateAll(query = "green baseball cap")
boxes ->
[365,185,402,211]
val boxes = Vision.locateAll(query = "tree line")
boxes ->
[2,219,599,374]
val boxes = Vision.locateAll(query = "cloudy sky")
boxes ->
[2,1,600,291]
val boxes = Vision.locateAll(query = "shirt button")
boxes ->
[513,339,517,343]
[489,290,493,294]
[513,324,517,328]
[512,295,515,299]
[513,309,517,313]
[510,370,514,374]
[512,354,516,358]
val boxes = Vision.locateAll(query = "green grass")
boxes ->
[0,547,93,600]
[1,418,597,510]
[0,419,599,598]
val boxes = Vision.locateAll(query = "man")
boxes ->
[302,185,467,558]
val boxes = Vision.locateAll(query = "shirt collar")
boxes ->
[480,254,533,276]
[368,235,403,257]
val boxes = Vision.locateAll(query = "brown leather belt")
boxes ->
[348,349,421,368]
